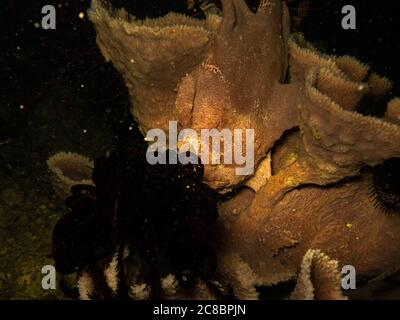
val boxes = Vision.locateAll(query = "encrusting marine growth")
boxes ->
[47,152,94,199]
[47,0,400,299]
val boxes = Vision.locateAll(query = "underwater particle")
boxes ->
[34,22,40,28]
[83,129,87,134]
[346,223,353,229]
[19,105,24,110]
[79,12,85,20]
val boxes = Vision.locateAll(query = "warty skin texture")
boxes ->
[86,0,400,299]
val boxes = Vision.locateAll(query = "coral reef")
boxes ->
[71,0,400,299]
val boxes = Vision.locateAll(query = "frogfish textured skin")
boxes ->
[88,0,400,299]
